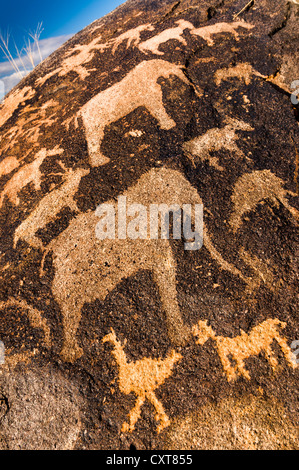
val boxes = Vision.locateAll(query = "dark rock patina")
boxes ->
[0,0,298,449]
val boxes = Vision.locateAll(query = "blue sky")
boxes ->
[0,0,123,97]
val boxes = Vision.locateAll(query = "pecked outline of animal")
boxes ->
[13,166,255,363]
[182,118,254,171]
[138,20,254,55]
[109,23,155,54]
[138,20,193,55]
[0,147,64,209]
[36,167,255,363]
[192,319,297,381]
[78,59,191,167]
[36,167,203,362]
[229,169,299,233]
[103,328,182,434]
[13,166,90,250]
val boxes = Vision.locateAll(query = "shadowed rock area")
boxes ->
[0,0,298,450]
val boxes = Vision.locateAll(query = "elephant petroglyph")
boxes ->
[78,59,190,167]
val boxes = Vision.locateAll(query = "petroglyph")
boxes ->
[31,168,254,362]
[0,157,20,179]
[214,63,261,86]
[35,21,254,86]
[36,37,108,85]
[138,20,192,55]
[14,167,89,249]
[0,100,58,155]
[182,119,253,171]
[61,38,108,78]
[215,63,292,94]
[103,328,182,433]
[36,24,154,84]
[229,170,299,233]
[78,60,190,166]
[0,87,35,129]
[37,168,202,361]
[0,298,51,348]
[0,147,64,208]
[193,319,297,381]
[239,247,275,291]
[190,21,254,46]
[138,21,254,55]
[110,24,155,53]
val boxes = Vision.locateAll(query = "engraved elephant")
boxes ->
[78,59,190,167]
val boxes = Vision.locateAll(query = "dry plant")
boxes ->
[0,23,44,79]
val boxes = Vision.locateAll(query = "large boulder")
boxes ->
[0,0,298,450]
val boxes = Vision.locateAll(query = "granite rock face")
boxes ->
[0,0,298,450]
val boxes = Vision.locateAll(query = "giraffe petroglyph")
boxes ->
[103,328,182,433]
[13,167,249,362]
[193,319,297,381]
[78,59,191,167]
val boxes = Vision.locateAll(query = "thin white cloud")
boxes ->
[0,70,30,98]
[0,34,72,94]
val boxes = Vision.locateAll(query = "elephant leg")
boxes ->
[152,247,190,346]
[147,96,176,130]
[83,116,110,167]
[58,296,84,363]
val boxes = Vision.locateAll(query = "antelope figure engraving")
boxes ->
[193,319,297,381]
[103,328,182,433]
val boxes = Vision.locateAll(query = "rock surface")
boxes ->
[0,0,298,450]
